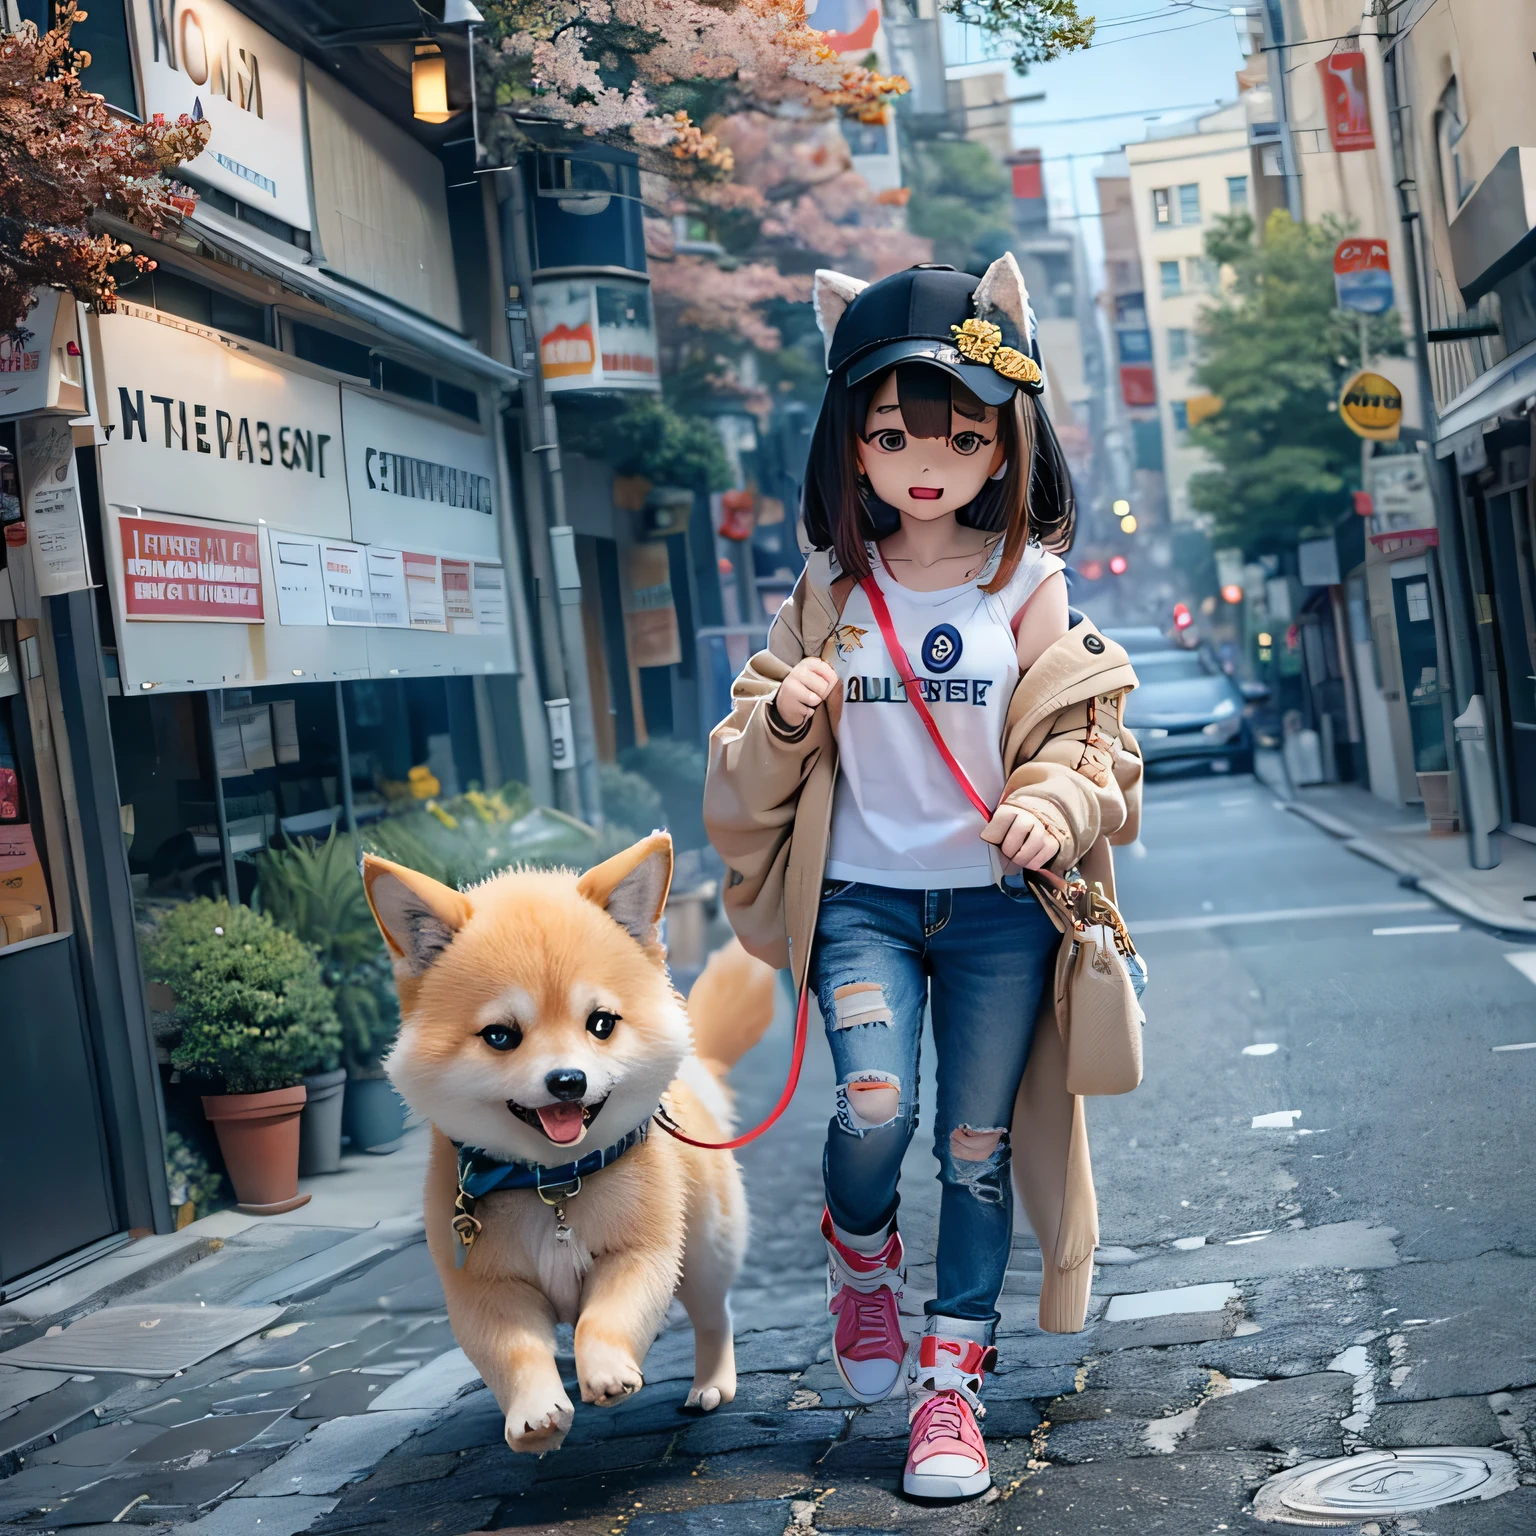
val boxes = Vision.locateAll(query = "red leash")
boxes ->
[655,985,810,1150]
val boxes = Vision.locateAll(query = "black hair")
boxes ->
[801,360,1075,592]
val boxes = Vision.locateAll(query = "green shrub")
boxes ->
[146,899,341,1094]
[619,739,708,851]
[254,834,400,1074]
[599,764,664,838]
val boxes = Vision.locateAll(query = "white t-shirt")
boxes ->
[824,539,1064,890]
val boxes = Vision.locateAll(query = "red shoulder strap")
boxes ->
[858,575,992,822]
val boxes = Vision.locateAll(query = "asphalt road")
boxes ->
[4,768,1533,1535]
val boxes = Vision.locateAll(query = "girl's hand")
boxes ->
[981,804,1060,870]
[773,657,839,728]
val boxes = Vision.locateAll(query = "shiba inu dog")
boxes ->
[362,832,777,1454]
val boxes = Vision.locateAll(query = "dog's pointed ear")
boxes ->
[973,252,1034,354]
[363,855,472,976]
[578,832,673,950]
[813,269,868,369]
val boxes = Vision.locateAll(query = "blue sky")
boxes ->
[940,1,1254,278]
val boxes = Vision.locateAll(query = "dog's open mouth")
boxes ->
[507,1097,609,1147]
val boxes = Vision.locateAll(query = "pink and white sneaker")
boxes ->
[903,1332,996,1501]
[822,1208,908,1404]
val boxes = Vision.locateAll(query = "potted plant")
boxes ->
[146,898,340,1214]
[257,834,407,1155]
[163,1130,223,1228]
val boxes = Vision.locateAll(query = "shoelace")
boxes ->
[908,1366,985,1421]
[835,1286,901,1354]
[911,1390,979,1452]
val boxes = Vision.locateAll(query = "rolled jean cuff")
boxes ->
[924,1313,994,1347]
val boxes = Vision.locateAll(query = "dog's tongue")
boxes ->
[537,1103,586,1144]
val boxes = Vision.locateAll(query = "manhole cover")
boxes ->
[1253,1448,1520,1526]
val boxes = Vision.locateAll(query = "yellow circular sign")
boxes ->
[1339,370,1403,440]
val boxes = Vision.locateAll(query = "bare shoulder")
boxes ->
[1014,569,1069,671]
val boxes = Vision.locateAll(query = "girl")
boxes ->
[705,258,1140,1501]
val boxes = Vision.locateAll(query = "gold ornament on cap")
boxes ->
[950,319,1043,388]
[991,347,1042,385]
[951,318,1001,363]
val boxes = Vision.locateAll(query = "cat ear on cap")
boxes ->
[813,269,869,369]
[973,252,1036,356]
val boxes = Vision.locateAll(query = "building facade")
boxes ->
[0,0,546,1292]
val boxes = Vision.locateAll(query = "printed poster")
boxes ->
[271,535,326,626]
[441,558,476,633]
[366,547,410,628]
[119,514,264,623]
[403,550,447,631]
[472,562,508,636]
[321,542,372,626]
[18,416,90,597]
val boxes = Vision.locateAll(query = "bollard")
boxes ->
[1453,696,1500,870]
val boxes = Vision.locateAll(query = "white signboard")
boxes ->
[403,550,447,631]
[472,562,508,635]
[97,306,349,539]
[532,276,659,395]
[341,388,497,558]
[130,0,312,230]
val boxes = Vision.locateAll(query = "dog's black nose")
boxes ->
[545,1069,587,1102]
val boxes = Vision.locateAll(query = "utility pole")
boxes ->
[497,166,604,827]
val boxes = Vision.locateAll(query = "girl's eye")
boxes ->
[587,1010,620,1040]
[479,1023,522,1051]
[951,432,987,456]
[872,430,906,453]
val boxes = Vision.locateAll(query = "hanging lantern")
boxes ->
[412,44,451,123]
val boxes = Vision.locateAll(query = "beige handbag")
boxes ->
[859,576,1145,1098]
[1034,872,1144,1097]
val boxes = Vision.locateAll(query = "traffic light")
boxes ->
[1173,602,1193,631]
[1221,583,1243,604]
[1109,555,1128,576]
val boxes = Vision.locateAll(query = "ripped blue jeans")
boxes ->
[811,880,1060,1330]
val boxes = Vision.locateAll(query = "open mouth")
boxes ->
[908,486,943,500]
[507,1096,609,1146]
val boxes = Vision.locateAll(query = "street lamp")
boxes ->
[412,44,451,122]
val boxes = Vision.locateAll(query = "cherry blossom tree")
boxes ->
[1,3,210,336]
[477,0,908,175]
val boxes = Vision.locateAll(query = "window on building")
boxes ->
[1167,328,1190,365]
[1435,78,1475,218]
[1153,188,1172,226]
[1159,260,1182,297]
[1227,175,1250,211]
[116,267,271,346]
[290,323,481,421]
[1171,400,1190,432]
[179,173,312,254]
[1177,183,1201,225]
[1185,256,1217,292]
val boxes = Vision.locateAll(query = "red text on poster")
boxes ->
[119,515,264,623]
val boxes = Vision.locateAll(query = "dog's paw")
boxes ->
[685,1376,735,1413]
[504,1391,574,1455]
[576,1339,644,1407]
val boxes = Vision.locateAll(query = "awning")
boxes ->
[101,207,525,390]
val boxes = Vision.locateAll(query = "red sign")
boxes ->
[1334,237,1388,275]
[1317,53,1374,151]
[1011,162,1043,201]
[718,489,755,542]
[1120,365,1156,407]
[118,515,264,623]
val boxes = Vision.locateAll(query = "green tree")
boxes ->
[905,139,1015,275]
[1188,210,1403,555]
[939,0,1094,74]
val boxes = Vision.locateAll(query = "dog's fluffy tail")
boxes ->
[686,938,778,1075]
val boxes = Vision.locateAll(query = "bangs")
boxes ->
[893,362,989,438]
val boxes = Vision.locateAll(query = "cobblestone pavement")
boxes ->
[2,775,1535,1534]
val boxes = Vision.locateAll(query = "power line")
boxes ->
[1009,100,1223,128]
[1085,12,1227,49]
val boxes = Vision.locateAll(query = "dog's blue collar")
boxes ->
[454,1120,650,1198]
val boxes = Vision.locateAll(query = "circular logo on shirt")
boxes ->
[922,623,963,673]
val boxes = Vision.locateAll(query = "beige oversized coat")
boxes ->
[703,546,1142,1332]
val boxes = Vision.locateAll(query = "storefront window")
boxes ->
[343,677,485,816]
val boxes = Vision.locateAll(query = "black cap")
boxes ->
[826,265,1023,406]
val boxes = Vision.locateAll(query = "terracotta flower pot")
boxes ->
[202,1085,312,1215]
[298,1067,348,1177]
